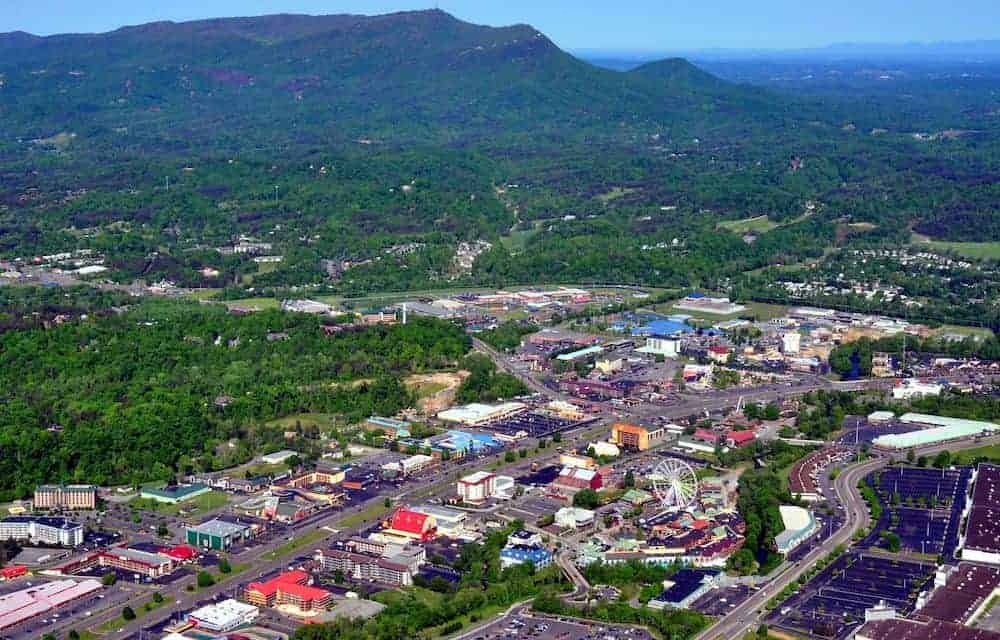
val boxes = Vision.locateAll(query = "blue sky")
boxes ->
[4,0,1000,51]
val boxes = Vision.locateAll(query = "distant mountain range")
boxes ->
[0,10,793,153]
[578,40,1000,68]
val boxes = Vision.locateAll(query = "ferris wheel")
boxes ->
[649,458,699,510]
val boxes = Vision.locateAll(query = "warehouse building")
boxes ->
[33,485,97,511]
[0,516,84,547]
[873,414,999,450]
[186,519,253,551]
[0,578,102,631]
[139,483,211,505]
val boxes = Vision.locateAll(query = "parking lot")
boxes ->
[467,610,656,640]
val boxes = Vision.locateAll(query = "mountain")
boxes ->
[0,10,791,153]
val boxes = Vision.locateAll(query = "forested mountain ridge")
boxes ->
[0,8,798,151]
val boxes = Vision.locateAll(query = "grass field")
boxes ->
[912,234,1000,260]
[221,297,281,310]
[261,530,328,561]
[338,502,391,529]
[409,380,449,399]
[717,215,779,234]
[596,186,638,203]
[934,324,995,339]
[130,490,230,516]
[952,444,1000,465]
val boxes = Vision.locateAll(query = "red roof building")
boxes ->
[245,570,332,612]
[160,544,197,562]
[725,430,756,448]
[387,508,437,541]
[552,467,603,492]
[693,428,719,444]
[0,566,27,580]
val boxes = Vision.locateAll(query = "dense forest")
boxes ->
[0,300,470,499]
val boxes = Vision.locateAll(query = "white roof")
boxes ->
[460,471,496,484]
[188,599,258,626]
[779,505,813,532]
[868,411,895,422]
[261,449,298,463]
[556,507,595,523]
[899,413,999,431]
[559,467,597,481]
[437,402,525,423]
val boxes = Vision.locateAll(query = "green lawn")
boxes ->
[261,530,329,561]
[717,215,779,234]
[221,297,281,310]
[96,594,167,631]
[912,235,1000,260]
[129,490,230,516]
[952,444,1000,465]
[933,324,995,339]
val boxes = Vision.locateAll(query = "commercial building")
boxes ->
[961,464,1000,566]
[610,423,665,451]
[555,507,595,529]
[186,519,253,551]
[637,336,682,358]
[139,483,211,505]
[456,471,497,505]
[33,485,97,511]
[556,345,604,362]
[314,549,414,586]
[261,450,299,465]
[891,379,944,400]
[873,414,999,450]
[187,599,259,633]
[381,454,437,478]
[0,516,84,547]
[384,509,437,541]
[552,467,603,493]
[96,547,175,579]
[245,570,332,612]
[774,506,817,555]
[856,619,1000,640]
[0,578,102,631]
[782,332,801,354]
[437,402,527,427]
[500,544,553,570]
[410,505,468,538]
[365,416,412,440]
[589,441,621,458]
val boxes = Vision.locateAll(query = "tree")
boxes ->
[763,403,781,421]
[152,592,164,604]
[933,450,952,469]
[552,432,563,443]
[504,450,517,463]
[122,606,136,621]
[218,558,232,574]
[881,531,901,553]
[518,448,528,459]
[573,489,601,509]
[101,572,117,586]
[906,449,915,464]
[197,571,215,588]
[383,497,392,508]
[623,470,635,488]
[156,522,169,537]
[68,631,81,640]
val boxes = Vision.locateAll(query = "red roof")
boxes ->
[390,509,431,535]
[161,544,197,561]
[0,566,27,579]
[694,428,718,443]
[709,346,730,354]
[248,570,310,597]
[726,430,755,446]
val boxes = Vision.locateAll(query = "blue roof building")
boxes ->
[631,319,694,338]
[500,544,553,570]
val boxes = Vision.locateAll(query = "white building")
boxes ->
[261,450,298,465]
[595,358,624,374]
[774,506,817,555]
[437,402,526,427]
[494,476,516,500]
[187,599,259,632]
[410,505,468,538]
[589,441,621,458]
[638,337,682,358]
[0,516,84,547]
[456,472,496,505]
[891,380,943,400]
[280,299,333,315]
[782,332,801,354]
[555,507,595,529]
